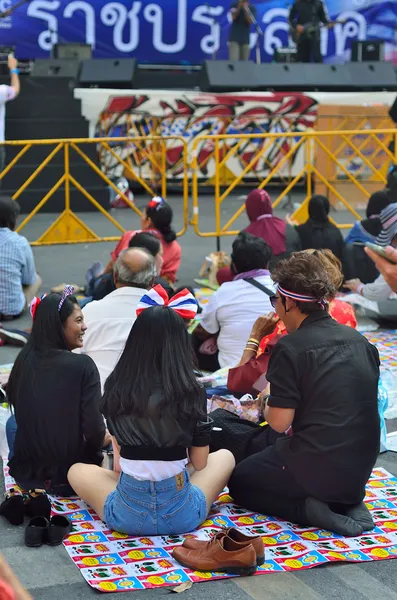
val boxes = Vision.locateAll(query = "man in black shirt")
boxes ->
[229,1,256,61]
[229,253,380,536]
[289,0,329,63]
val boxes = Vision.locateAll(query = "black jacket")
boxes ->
[289,0,329,26]
[105,386,211,461]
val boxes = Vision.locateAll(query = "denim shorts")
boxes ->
[103,470,207,536]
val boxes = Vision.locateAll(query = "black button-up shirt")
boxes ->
[229,2,257,44]
[267,311,380,504]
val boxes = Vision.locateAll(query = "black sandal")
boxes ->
[0,488,25,526]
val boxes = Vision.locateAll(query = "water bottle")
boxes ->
[378,377,389,453]
[381,367,397,420]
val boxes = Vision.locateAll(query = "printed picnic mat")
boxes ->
[4,466,397,593]
[363,330,397,367]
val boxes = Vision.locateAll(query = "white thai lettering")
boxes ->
[64,1,96,48]
[144,0,187,54]
[100,2,141,53]
[27,0,60,51]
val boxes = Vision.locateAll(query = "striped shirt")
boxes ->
[0,228,37,316]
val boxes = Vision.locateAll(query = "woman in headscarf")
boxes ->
[345,190,391,244]
[295,195,344,260]
[216,189,301,285]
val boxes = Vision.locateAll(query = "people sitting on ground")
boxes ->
[343,190,391,283]
[227,249,358,395]
[79,248,156,391]
[295,194,345,261]
[68,288,235,536]
[6,287,106,496]
[345,190,390,244]
[104,196,181,284]
[212,252,380,537]
[345,203,397,301]
[365,244,397,293]
[0,197,41,321]
[192,232,275,371]
[216,189,301,285]
[90,231,172,302]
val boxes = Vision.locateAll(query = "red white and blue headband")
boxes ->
[29,294,48,320]
[58,285,75,311]
[147,196,165,211]
[136,284,198,320]
[277,285,327,307]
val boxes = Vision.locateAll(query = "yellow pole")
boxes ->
[64,142,70,211]
[215,138,221,250]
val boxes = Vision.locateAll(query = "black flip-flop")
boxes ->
[46,515,72,546]
[25,516,49,547]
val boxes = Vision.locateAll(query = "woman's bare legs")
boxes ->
[67,464,119,521]
[190,449,235,512]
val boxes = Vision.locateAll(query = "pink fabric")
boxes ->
[0,580,16,600]
[245,189,287,255]
[110,229,181,283]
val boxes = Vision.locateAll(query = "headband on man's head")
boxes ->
[147,196,165,211]
[136,284,198,320]
[58,285,75,311]
[29,294,48,320]
[277,285,327,308]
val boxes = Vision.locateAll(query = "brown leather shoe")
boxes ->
[173,535,257,576]
[183,527,264,565]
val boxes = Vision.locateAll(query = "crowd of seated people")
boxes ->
[0,189,390,573]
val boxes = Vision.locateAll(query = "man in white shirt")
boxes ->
[193,232,275,369]
[80,247,155,390]
[0,55,20,174]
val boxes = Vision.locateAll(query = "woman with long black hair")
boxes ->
[6,288,106,496]
[295,195,345,260]
[68,286,235,536]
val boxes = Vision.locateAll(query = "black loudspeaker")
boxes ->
[200,60,261,92]
[274,48,298,64]
[79,59,137,89]
[54,43,92,61]
[351,40,384,62]
[346,62,397,91]
[256,63,351,91]
[32,59,80,79]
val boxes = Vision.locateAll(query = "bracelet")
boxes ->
[248,338,260,345]
[246,342,259,348]
[244,346,257,353]
[10,68,19,75]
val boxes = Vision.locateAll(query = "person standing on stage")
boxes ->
[0,55,20,174]
[289,0,330,63]
[228,0,257,61]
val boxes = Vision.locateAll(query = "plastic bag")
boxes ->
[0,404,11,459]
[378,377,389,454]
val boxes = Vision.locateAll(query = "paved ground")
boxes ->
[0,193,397,599]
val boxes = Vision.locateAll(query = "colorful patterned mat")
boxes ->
[4,466,397,593]
[363,331,397,368]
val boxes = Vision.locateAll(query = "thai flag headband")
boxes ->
[147,196,165,211]
[277,285,327,307]
[58,285,75,311]
[136,284,198,320]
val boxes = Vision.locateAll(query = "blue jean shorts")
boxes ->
[103,470,207,536]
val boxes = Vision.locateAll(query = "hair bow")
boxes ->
[29,294,48,320]
[147,196,165,211]
[136,285,198,320]
[58,285,75,311]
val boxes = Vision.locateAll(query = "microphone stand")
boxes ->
[0,0,30,19]
[244,4,264,64]
[205,3,219,60]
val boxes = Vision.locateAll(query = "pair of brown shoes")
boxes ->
[172,527,264,576]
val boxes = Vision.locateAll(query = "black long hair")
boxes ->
[7,294,78,409]
[101,306,204,421]
[146,201,177,243]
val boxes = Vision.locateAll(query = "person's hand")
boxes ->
[296,25,305,33]
[250,312,280,340]
[365,245,397,293]
[103,429,112,448]
[286,213,299,226]
[8,55,17,71]
[344,278,362,293]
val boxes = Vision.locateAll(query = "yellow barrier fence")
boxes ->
[0,136,189,245]
[191,128,397,241]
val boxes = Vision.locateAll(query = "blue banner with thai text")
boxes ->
[0,0,397,64]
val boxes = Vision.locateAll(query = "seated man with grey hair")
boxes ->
[78,247,155,390]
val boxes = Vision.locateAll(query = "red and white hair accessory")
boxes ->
[29,294,48,320]
[147,196,165,211]
[136,284,198,320]
[277,285,327,308]
[58,285,75,311]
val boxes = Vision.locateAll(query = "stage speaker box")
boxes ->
[347,62,397,91]
[79,58,137,88]
[274,48,298,64]
[32,59,80,80]
[200,60,261,92]
[256,63,351,91]
[351,40,385,62]
[53,43,92,61]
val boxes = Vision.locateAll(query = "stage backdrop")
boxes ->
[1,0,397,64]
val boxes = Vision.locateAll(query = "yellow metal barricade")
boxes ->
[191,129,397,239]
[0,136,189,245]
